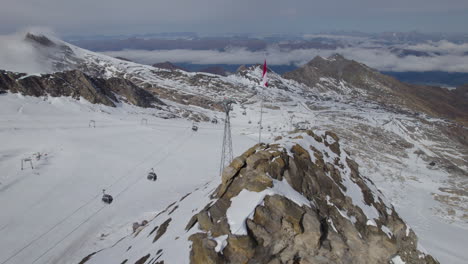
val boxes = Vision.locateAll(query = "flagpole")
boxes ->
[259,94,263,143]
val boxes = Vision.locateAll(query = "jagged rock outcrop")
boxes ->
[0,69,164,108]
[283,55,468,125]
[187,130,438,264]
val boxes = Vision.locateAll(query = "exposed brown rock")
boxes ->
[188,130,438,264]
[0,70,164,108]
[153,218,171,243]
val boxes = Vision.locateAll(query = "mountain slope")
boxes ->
[80,131,438,264]
[0,70,163,108]
[283,54,468,125]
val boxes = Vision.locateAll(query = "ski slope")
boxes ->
[0,93,256,264]
[0,89,467,264]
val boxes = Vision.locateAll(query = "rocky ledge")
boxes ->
[187,130,438,264]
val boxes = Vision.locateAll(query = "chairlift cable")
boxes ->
[31,206,106,264]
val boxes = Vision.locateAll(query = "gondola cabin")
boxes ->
[192,122,199,131]
[102,189,113,204]
[147,169,157,181]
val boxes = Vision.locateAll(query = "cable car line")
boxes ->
[0,122,178,234]
[31,129,194,263]
[1,126,192,264]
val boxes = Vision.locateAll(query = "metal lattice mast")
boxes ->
[220,99,235,175]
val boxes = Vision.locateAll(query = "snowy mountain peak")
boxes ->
[24,33,57,47]
[283,55,468,125]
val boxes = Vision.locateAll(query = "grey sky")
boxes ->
[1,0,468,36]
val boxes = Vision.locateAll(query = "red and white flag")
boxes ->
[261,59,268,87]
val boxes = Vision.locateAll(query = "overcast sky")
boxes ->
[1,0,468,36]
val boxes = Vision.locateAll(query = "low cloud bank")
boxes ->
[0,28,56,73]
[1,28,467,74]
[102,42,468,73]
[405,40,468,55]
[0,32,46,73]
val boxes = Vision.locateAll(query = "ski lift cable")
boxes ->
[0,193,102,264]
[0,127,189,264]
[0,122,180,235]
[106,127,186,190]
[31,206,107,264]
[114,130,194,199]
[27,129,194,263]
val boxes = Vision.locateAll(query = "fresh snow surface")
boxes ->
[226,178,311,236]
[213,235,228,253]
[381,225,393,239]
[391,255,406,264]
[0,93,255,264]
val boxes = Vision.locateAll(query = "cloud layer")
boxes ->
[0,32,46,73]
[102,41,468,73]
[1,29,467,74]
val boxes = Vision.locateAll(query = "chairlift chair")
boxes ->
[147,168,158,181]
[102,189,113,204]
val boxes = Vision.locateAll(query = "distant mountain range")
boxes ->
[150,62,468,87]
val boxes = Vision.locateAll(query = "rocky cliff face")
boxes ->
[0,70,164,108]
[187,130,438,264]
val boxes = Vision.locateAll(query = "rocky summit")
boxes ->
[187,130,438,264]
[80,130,438,264]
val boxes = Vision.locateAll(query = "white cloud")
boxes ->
[336,46,468,72]
[1,29,467,74]
[102,43,468,73]
[404,40,468,55]
[0,28,56,73]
